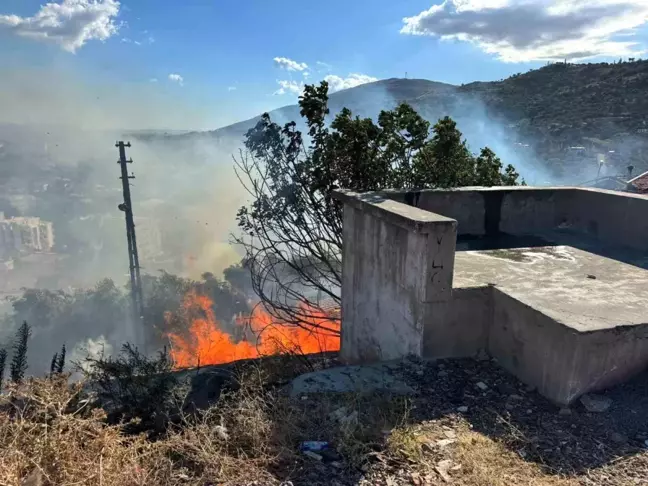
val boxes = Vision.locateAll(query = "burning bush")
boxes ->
[165,290,340,369]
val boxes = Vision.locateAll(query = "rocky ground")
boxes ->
[281,355,648,485]
[5,353,648,485]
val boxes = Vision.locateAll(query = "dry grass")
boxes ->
[0,366,647,486]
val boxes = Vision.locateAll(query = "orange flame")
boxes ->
[166,290,340,368]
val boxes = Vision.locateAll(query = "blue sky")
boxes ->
[1,0,648,130]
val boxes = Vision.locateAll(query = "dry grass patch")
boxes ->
[452,426,578,486]
[2,360,648,486]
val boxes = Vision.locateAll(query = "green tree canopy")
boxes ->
[235,81,522,332]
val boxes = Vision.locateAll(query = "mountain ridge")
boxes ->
[136,60,648,179]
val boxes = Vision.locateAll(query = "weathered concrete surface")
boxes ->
[489,286,648,405]
[422,286,491,359]
[289,361,415,397]
[333,190,457,364]
[451,246,648,404]
[334,187,648,406]
[384,187,648,252]
[454,246,648,331]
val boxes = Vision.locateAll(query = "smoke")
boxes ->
[0,65,250,372]
[70,336,114,373]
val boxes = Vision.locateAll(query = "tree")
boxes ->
[235,81,522,333]
[10,321,31,384]
[0,349,6,391]
[50,344,66,376]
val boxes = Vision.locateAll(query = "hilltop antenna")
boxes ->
[116,141,145,324]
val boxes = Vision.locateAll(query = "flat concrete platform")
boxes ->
[454,245,648,332]
[444,245,648,405]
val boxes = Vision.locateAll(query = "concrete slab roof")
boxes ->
[454,245,648,333]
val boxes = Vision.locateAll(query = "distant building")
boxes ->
[583,167,648,194]
[0,213,55,258]
[628,170,648,194]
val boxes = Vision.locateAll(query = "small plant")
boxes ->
[81,343,183,434]
[0,349,7,392]
[10,321,30,384]
[50,344,66,376]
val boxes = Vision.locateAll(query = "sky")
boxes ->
[1,0,648,130]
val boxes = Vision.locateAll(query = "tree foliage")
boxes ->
[10,321,31,384]
[235,81,522,331]
[0,349,6,392]
[50,344,66,376]
[82,343,181,434]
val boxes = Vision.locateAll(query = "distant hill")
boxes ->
[137,60,648,181]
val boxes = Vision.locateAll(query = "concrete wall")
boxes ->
[333,190,457,363]
[488,287,648,404]
[422,286,491,359]
[384,187,648,251]
[333,187,648,405]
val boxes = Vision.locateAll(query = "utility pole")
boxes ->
[116,141,145,323]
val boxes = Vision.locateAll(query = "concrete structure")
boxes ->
[333,187,648,405]
[0,213,55,257]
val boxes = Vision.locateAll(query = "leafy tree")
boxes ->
[10,321,31,384]
[235,81,522,332]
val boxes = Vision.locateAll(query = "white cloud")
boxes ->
[228,86,237,91]
[0,0,121,53]
[315,61,333,72]
[274,73,378,95]
[324,73,378,92]
[168,73,184,86]
[274,56,309,71]
[400,0,648,62]
[274,79,304,96]
[149,78,158,83]
[121,32,154,46]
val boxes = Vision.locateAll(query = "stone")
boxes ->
[442,429,457,439]
[303,451,323,461]
[476,381,488,391]
[457,406,469,413]
[580,394,612,413]
[435,459,453,482]
[290,362,415,397]
[436,438,457,448]
[329,407,349,421]
[339,410,358,427]
[610,432,627,444]
[497,383,516,395]
[558,407,572,416]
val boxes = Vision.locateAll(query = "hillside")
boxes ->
[146,60,648,181]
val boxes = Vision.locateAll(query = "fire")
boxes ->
[166,290,340,368]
